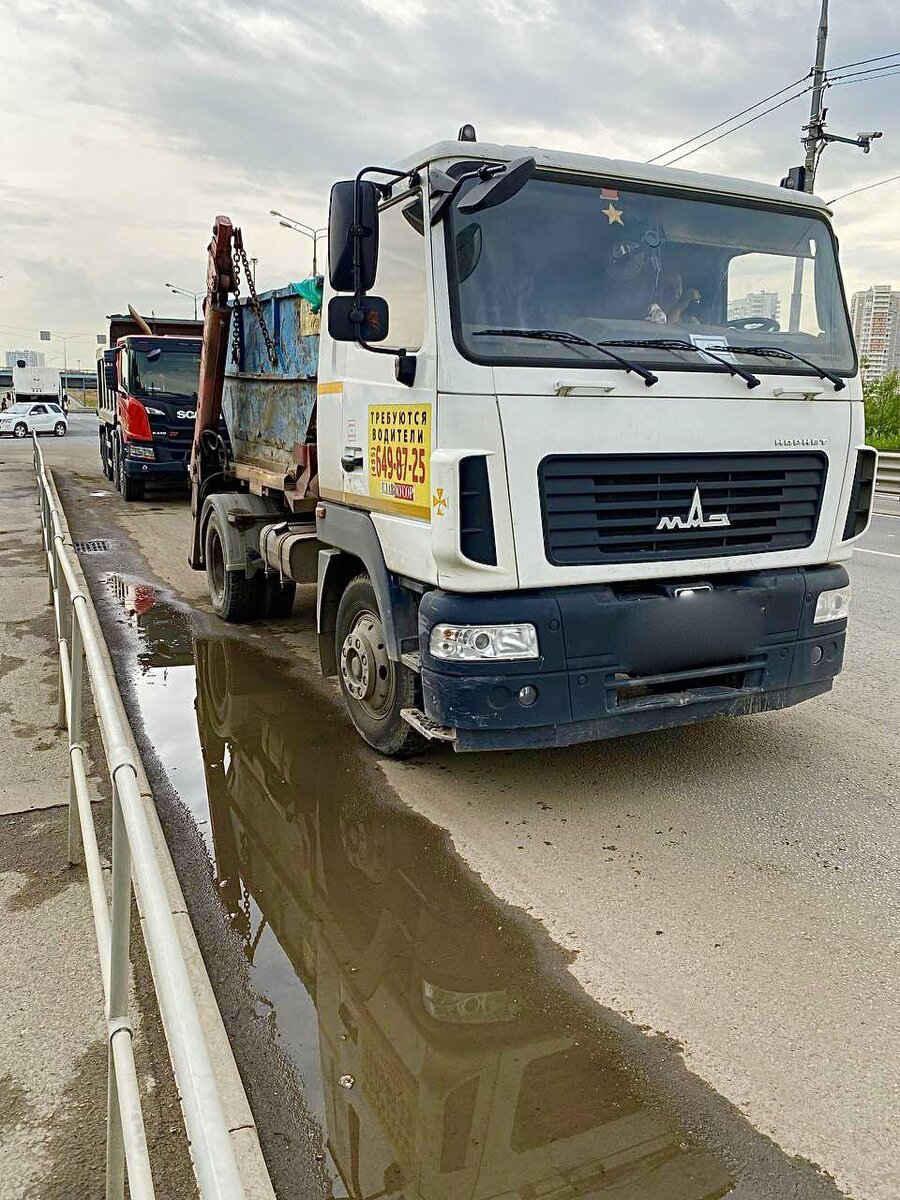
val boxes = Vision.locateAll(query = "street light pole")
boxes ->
[270,210,326,276]
[165,283,202,320]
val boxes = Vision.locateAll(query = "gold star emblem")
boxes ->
[432,487,448,516]
[602,203,624,225]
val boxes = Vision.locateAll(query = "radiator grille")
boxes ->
[539,452,827,565]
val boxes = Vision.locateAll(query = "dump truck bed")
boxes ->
[223,286,319,486]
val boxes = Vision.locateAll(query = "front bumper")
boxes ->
[418,565,849,752]
[123,442,189,480]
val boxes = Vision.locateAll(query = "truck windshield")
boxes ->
[128,344,200,398]
[447,172,856,379]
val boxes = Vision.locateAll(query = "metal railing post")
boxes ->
[55,543,69,730]
[68,614,85,866]
[46,501,55,606]
[106,774,133,1200]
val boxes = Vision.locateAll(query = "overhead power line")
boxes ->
[661,86,813,166]
[826,50,900,73]
[828,172,900,204]
[646,74,811,165]
[827,65,900,88]
[827,59,900,81]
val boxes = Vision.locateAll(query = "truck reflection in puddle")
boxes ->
[190,635,734,1200]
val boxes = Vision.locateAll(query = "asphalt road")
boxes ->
[11,413,900,1199]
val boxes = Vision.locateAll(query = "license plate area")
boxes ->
[613,587,765,676]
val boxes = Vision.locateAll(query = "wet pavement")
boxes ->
[94,572,850,1199]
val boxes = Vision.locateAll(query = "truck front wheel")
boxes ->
[335,575,425,757]
[205,510,256,622]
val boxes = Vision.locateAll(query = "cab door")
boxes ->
[338,191,437,533]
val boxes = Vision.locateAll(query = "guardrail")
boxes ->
[876,450,900,501]
[32,435,247,1200]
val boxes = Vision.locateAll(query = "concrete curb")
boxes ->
[45,467,276,1200]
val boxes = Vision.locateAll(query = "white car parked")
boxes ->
[0,401,68,438]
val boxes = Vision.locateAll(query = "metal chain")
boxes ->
[230,250,242,366]
[234,237,278,368]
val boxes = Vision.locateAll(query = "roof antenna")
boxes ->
[457,123,477,142]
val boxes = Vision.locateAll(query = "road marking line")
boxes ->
[856,547,900,559]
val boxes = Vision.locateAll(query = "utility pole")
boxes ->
[786,0,882,328]
[802,0,830,193]
[789,0,830,328]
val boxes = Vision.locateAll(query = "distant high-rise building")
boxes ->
[727,291,781,322]
[850,285,900,382]
[5,349,46,369]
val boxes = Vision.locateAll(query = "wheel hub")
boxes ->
[340,611,393,717]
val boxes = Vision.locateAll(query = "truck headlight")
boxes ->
[813,586,850,623]
[127,444,156,460]
[429,623,539,661]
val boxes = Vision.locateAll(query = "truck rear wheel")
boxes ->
[205,510,256,622]
[100,430,113,479]
[335,575,425,758]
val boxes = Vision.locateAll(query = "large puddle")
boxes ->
[109,574,737,1199]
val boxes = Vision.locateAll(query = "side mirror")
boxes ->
[327,295,389,343]
[103,350,118,392]
[457,156,536,216]
[328,180,379,293]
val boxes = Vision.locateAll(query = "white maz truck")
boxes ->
[189,134,876,755]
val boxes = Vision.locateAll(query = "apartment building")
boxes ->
[850,285,900,381]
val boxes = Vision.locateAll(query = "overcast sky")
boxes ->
[1,0,899,367]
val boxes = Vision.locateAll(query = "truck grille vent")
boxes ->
[459,455,497,566]
[539,452,827,565]
[841,448,877,540]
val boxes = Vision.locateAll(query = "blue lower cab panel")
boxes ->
[418,564,849,752]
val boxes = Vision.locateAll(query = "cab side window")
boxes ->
[376,197,427,351]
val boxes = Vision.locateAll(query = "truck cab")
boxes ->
[312,140,874,751]
[191,137,876,755]
[97,314,203,501]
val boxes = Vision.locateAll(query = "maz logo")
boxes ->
[176,409,196,420]
[656,486,730,531]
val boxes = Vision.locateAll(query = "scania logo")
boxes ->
[176,409,196,420]
[656,487,730,532]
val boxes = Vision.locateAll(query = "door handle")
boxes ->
[341,446,365,472]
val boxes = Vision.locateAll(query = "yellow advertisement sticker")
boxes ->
[368,403,431,519]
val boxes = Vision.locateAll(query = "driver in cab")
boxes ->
[647,271,702,325]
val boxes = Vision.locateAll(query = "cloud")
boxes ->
[1,0,899,349]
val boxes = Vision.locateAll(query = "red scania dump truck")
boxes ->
[96,308,203,500]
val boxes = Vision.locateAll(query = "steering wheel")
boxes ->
[725,316,780,332]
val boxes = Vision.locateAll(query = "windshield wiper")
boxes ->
[601,338,761,390]
[724,345,846,391]
[472,327,659,386]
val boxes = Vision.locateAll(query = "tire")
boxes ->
[54,422,66,437]
[113,436,123,492]
[13,423,27,439]
[121,464,144,501]
[259,572,296,619]
[205,510,257,622]
[335,575,426,757]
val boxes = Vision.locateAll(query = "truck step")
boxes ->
[400,650,422,673]
[400,708,456,742]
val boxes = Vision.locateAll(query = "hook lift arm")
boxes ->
[188,215,237,568]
